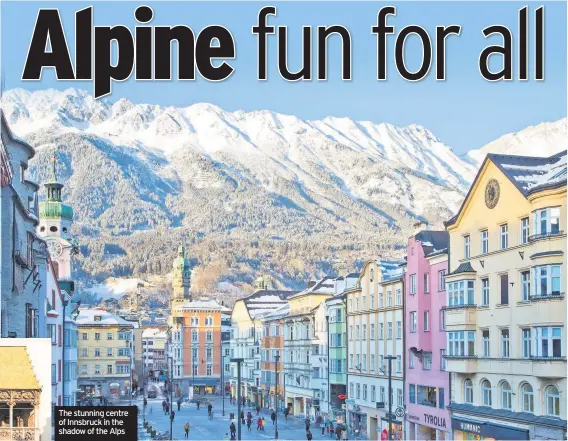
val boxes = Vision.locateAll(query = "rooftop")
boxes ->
[0,347,41,390]
[75,308,134,327]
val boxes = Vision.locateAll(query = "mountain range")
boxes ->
[2,88,565,292]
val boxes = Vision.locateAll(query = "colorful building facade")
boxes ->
[444,152,567,440]
[405,229,450,440]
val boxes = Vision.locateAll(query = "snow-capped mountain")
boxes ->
[1,88,563,287]
[467,118,567,165]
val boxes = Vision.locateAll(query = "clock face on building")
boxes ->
[46,238,63,258]
[485,179,500,209]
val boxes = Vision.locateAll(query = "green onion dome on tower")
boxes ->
[38,155,74,221]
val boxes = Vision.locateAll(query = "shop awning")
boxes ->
[451,416,530,440]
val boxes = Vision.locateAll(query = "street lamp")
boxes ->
[231,358,244,441]
[274,354,280,439]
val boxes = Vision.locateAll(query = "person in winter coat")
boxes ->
[246,417,252,431]
[256,405,260,416]
[335,425,342,440]
[247,411,252,420]
[229,422,236,439]
[241,410,245,424]
[284,407,289,421]
[184,422,190,439]
[177,400,181,411]
[261,417,266,431]
[170,410,175,422]
[305,417,311,430]
[256,417,262,431]
[306,429,313,441]
[271,411,276,425]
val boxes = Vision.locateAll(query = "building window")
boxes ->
[207,365,212,376]
[533,265,562,297]
[481,229,489,254]
[370,324,375,340]
[94,348,100,357]
[397,389,403,407]
[410,313,416,333]
[501,329,510,358]
[387,322,392,340]
[396,355,401,373]
[500,224,508,249]
[380,386,385,403]
[448,280,475,306]
[447,331,476,357]
[379,355,384,371]
[409,353,414,369]
[500,274,509,305]
[395,289,402,305]
[520,217,530,244]
[535,327,563,358]
[206,330,213,342]
[82,333,88,340]
[546,385,560,417]
[424,311,429,331]
[387,291,392,307]
[370,295,374,309]
[107,348,112,356]
[521,271,531,302]
[439,388,445,409]
[192,330,198,342]
[501,382,512,410]
[362,324,367,340]
[440,310,446,331]
[363,384,368,401]
[370,355,375,372]
[48,324,57,344]
[370,268,374,282]
[481,278,489,306]
[349,383,354,397]
[379,323,384,339]
[409,384,416,404]
[521,383,534,412]
[481,380,492,406]
[424,273,430,293]
[522,328,531,359]
[371,386,376,402]
[356,384,360,399]
[438,270,446,292]
[356,325,360,340]
[95,333,100,341]
[379,293,384,308]
[440,350,446,371]
[396,321,402,339]
[464,235,470,258]
[423,354,431,370]
[534,207,561,236]
[107,332,113,340]
[410,274,417,294]
[482,330,490,357]
[417,385,437,407]
[94,365,101,375]
[51,364,56,384]
[464,379,473,404]
[107,365,113,374]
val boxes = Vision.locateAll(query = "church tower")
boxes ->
[172,246,191,303]
[38,155,75,279]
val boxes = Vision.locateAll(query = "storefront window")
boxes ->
[417,385,437,407]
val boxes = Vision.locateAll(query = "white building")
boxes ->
[141,327,168,375]
[347,260,405,440]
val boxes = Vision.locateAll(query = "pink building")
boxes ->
[405,229,450,440]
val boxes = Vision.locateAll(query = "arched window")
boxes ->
[464,379,473,404]
[481,380,492,406]
[49,226,58,232]
[546,385,560,417]
[521,383,534,412]
[40,226,45,232]
[501,381,512,409]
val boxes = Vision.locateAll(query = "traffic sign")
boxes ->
[345,399,355,404]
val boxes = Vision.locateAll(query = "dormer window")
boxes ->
[94,315,102,321]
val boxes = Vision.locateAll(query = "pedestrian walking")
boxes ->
[256,417,262,431]
[171,410,176,422]
[335,425,342,441]
[306,429,313,441]
[184,422,190,439]
[247,411,252,420]
[305,417,311,430]
[165,405,170,415]
[271,411,276,425]
[178,400,181,411]
[241,410,245,424]
[246,417,252,431]
[262,417,266,431]
[256,405,260,416]
[162,400,166,412]
[284,407,289,421]
[230,422,236,439]
[197,401,200,410]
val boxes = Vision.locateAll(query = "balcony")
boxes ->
[444,305,477,328]
[444,356,478,373]
[0,427,40,441]
[476,357,566,379]
[529,293,565,302]
[529,230,564,243]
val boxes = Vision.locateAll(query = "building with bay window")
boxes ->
[444,151,567,440]
[346,260,405,440]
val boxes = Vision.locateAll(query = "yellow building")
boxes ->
[444,151,567,440]
[75,308,134,399]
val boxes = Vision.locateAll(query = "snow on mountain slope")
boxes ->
[468,118,567,165]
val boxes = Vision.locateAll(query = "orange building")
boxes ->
[169,246,231,396]
[260,304,289,409]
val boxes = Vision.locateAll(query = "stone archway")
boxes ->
[0,390,41,441]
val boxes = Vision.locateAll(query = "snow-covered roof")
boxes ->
[377,260,405,282]
[75,308,134,327]
[291,276,338,298]
[241,289,296,319]
[498,151,567,193]
[261,302,290,321]
[142,327,168,339]
[175,297,227,311]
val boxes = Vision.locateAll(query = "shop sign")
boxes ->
[452,420,481,435]
[424,413,447,429]
[345,399,355,404]
[407,415,419,422]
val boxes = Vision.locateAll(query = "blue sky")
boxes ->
[1,1,566,154]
